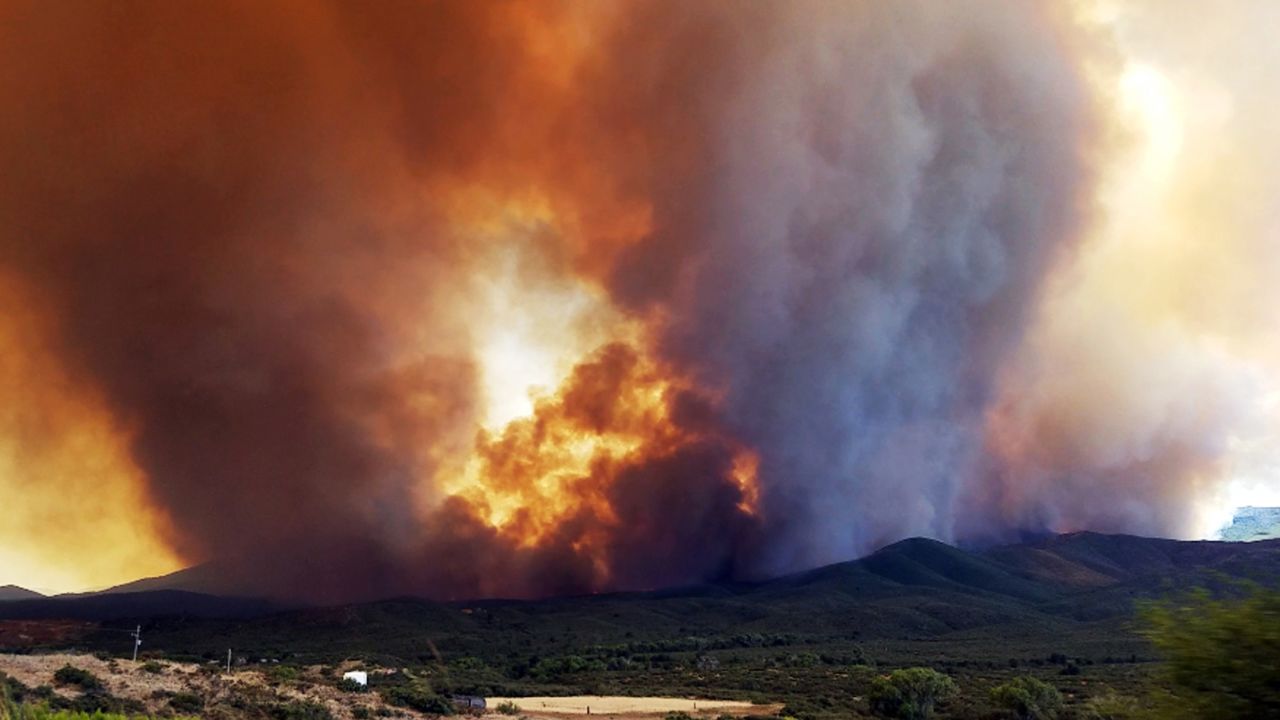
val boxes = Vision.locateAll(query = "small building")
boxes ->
[452,695,486,710]
[342,671,368,687]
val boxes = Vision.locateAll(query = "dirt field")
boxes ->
[485,695,777,718]
[0,653,373,718]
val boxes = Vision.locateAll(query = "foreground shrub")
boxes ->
[495,701,520,715]
[990,676,1063,720]
[1141,585,1280,719]
[868,667,957,720]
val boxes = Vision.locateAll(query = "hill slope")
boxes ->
[0,585,43,601]
[2,532,1273,667]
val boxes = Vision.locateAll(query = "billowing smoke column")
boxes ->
[1,1,1268,600]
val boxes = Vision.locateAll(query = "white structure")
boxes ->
[342,671,368,687]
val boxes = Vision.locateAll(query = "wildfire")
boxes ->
[439,340,761,579]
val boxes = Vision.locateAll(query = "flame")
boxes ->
[439,340,760,583]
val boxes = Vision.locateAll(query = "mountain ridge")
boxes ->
[0,585,43,601]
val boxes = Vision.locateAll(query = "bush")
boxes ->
[1080,692,1142,720]
[868,667,957,720]
[168,693,204,713]
[268,700,334,720]
[266,665,301,684]
[140,661,164,675]
[495,701,520,716]
[990,676,1063,720]
[381,686,453,716]
[51,667,101,692]
[1141,585,1280,719]
[336,678,366,693]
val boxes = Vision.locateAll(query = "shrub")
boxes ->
[496,701,520,716]
[140,661,164,675]
[269,700,334,720]
[266,665,301,684]
[168,693,204,713]
[1081,692,1142,720]
[990,676,1063,720]
[336,678,366,693]
[51,667,101,692]
[381,686,453,716]
[868,667,957,720]
[1140,584,1280,719]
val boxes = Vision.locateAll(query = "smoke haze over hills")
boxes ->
[1,1,1278,600]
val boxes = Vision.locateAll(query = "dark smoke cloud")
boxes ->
[592,2,1100,575]
[1,0,1107,601]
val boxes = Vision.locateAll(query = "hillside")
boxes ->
[0,585,42,602]
[0,532,1273,668]
[2,533,1275,720]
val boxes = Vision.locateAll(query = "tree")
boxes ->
[868,667,957,720]
[1140,584,1280,719]
[990,676,1063,720]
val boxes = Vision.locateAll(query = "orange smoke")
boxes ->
[0,272,180,592]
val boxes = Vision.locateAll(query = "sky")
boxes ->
[0,0,1277,599]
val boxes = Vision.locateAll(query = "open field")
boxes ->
[486,694,774,717]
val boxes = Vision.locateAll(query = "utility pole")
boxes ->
[130,625,141,662]
[226,649,232,674]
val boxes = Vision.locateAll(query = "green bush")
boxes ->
[496,701,520,716]
[1140,585,1280,719]
[868,667,957,720]
[990,676,1063,720]
[380,686,453,715]
[50,667,100,693]
[336,678,366,693]
[139,661,164,675]
[168,693,204,713]
[266,665,301,684]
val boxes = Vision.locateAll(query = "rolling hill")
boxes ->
[0,586,42,602]
[1,531,1274,668]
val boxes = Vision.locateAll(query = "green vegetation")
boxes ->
[0,534,1272,719]
[335,677,366,693]
[379,684,453,715]
[266,700,333,720]
[1140,584,1280,719]
[1,679,187,720]
[495,700,520,715]
[990,676,1063,719]
[166,693,203,714]
[50,668,99,693]
[868,668,957,719]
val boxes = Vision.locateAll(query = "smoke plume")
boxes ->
[1,0,1274,599]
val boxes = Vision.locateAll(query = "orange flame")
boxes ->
[440,341,760,583]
